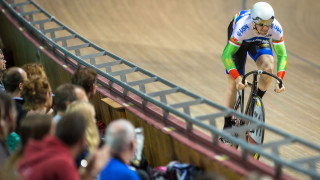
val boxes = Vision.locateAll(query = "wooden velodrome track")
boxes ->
[33,0,320,178]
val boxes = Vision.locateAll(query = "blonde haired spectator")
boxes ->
[21,76,52,114]
[66,101,100,153]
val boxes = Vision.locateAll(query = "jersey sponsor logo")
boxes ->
[271,24,282,33]
[244,37,269,43]
[259,44,270,48]
[237,24,249,37]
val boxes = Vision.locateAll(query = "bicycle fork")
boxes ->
[245,73,259,117]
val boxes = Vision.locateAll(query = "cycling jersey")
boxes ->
[221,10,287,80]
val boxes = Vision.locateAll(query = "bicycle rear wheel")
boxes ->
[247,96,265,159]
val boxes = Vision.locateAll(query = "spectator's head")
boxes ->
[66,100,100,153]
[22,62,47,79]
[3,67,28,95]
[72,67,97,99]
[55,112,87,157]
[0,49,6,73]
[54,83,88,114]
[20,112,53,147]
[105,119,136,164]
[0,92,16,140]
[21,76,52,112]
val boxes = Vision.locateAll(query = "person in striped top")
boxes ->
[220,2,287,141]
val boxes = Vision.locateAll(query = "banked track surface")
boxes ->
[1,0,320,179]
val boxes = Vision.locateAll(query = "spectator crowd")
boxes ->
[0,48,150,180]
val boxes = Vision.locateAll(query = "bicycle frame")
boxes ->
[242,72,258,116]
[240,70,283,117]
[231,70,283,158]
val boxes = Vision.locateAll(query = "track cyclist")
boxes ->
[220,2,287,145]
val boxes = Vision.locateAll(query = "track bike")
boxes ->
[231,70,283,159]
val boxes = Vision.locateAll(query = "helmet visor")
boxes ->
[255,19,274,27]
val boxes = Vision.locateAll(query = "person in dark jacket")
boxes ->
[3,67,28,133]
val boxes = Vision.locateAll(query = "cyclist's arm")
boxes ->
[221,42,240,79]
[272,37,287,80]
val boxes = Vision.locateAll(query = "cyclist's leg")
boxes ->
[223,75,237,129]
[223,53,248,129]
[223,20,248,130]
[256,54,274,91]
[248,39,274,97]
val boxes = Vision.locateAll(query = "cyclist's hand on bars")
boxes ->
[235,76,247,90]
[275,81,285,93]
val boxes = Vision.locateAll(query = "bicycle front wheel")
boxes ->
[233,90,243,127]
[247,96,265,145]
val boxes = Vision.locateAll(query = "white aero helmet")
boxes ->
[251,2,274,24]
